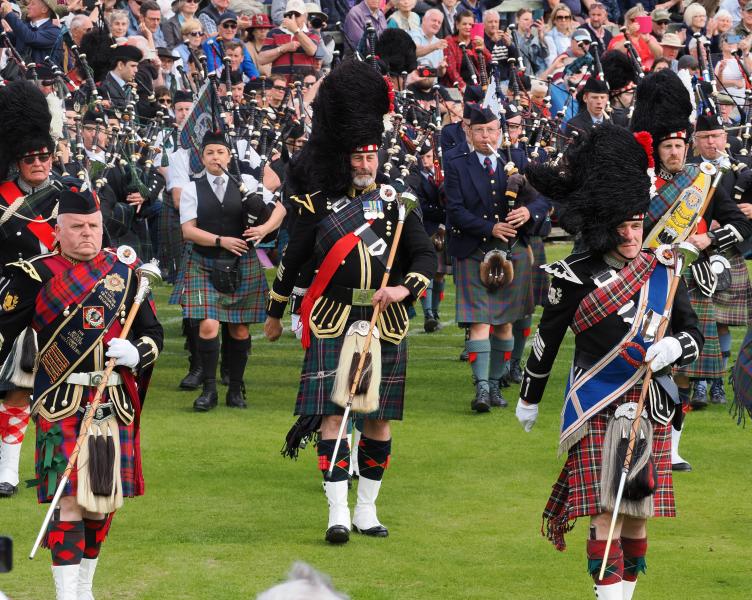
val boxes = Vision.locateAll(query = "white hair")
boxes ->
[684,3,707,27]
[715,8,732,20]
[228,0,264,16]
[256,563,349,600]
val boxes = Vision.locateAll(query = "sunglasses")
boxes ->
[21,152,52,165]
[284,11,301,17]
[555,15,572,20]
[221,22,238,28]
[187,31,202,36]
[184,0,199,3]
[272,85,287,91]
[158,97,172,103]
[303,81,315,88]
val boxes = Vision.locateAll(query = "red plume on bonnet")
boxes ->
[633,131,655,169]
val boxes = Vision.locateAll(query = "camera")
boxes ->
[416,66,438,78]
[309,15,327,29]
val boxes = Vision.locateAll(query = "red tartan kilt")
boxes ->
[543,387,674,549]
[34,396,137,504]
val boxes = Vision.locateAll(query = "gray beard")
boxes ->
[352,174,375,188]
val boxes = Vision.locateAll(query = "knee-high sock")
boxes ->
[49,521,85,566]
[226,336,251,393]
[587,538,624,586]
[421,281,433,317]
[673,387,690,431]
[431,279,444,316]
[512,316,532,362]
[719,330,732,371]
[82,518,108,560]
[467,339,491,391]
[184,319,201,371]
[489,337,514,382]
[357,436,391,481]
[621,537,647,583]
[197,336,220,393]
[220,322,230,375]
[0,403,30,444]
[317,439,350,482]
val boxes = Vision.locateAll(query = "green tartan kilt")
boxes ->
[454,244,533,325]
[677,283,722,379]
[168,242,191,305]
[529,235,550,308]
[714,252,752,326]
[179,245,268,324]
[295,308,407,421]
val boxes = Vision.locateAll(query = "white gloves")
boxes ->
[106,338,140,369]
[644,336,682,372]
[515,399,538,432]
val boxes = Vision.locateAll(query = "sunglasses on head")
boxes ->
[20,152,51,165]
[221,21,238,28]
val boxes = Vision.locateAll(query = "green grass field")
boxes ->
[2,242,751,599]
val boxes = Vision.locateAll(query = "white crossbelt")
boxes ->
[65,371,123,387]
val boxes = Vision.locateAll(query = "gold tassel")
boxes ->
[331,321,381,414]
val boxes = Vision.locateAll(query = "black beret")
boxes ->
[468,105,497,125]
[201,130,230,149]
[173,90,194,104]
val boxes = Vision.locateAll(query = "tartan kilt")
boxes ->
[677,285,722,379]
[158,201,184,284]
[529,236,550,308]
[168,242,191,305]
[34,395,137,504]
[295,307,407,421]
[542,387,674,550]
[454,244,533,325]
[179,245,268,324]
[714,252,752,326]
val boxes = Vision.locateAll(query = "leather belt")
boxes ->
[65,371,123,387]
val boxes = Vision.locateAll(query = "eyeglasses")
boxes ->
[471,126,500,135]
[221,22,238,29]
[187,31,202,36]
[555,15,572,20]
[158,97,172,104]
[272,85,287,91]
[20,152,52,165]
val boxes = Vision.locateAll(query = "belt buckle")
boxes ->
[90,372,104,386]
[352,288,373,306]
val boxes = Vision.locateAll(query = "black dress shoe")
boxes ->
[489,383,508,408]
[193,391,218,412]
[424,316,439,333]
[226,386,247,409]
[179,368,203,390]
[353,523,389,537]
[325,525,350,544]
[471,388,491,413]
[0,482,18,497]
[672,461,692,472]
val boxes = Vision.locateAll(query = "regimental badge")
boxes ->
[547,286,562,305]
[104,273,126,292]
[83,306,105,329]
[116,245,137,265]
[2,292,18,312]
[379,185,396,202]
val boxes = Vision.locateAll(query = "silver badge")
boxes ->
[116,245,137,265]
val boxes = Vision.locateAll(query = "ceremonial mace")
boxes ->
[326,191,418,479]
[29,261,162,560]
[597,242,698,580]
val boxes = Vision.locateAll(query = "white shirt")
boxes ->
[179,172,274,224]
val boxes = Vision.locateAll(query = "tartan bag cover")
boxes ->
[647,164,700,232]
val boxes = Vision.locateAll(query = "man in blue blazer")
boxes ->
[445,105,549,412]
[0,0,61,65]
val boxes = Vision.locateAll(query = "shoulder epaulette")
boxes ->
[290,191,322,214]
[540,252,592,285]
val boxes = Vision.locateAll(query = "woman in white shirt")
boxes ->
[544,4,574,67]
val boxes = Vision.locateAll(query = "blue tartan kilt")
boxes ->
[454,244,533,325]
[529,235,550,308]
[179,245,268,324]
[295,307,407,421]
[714,251,752,326]
[677,283,722,379]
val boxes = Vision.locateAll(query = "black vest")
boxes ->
[194,174,244,258]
